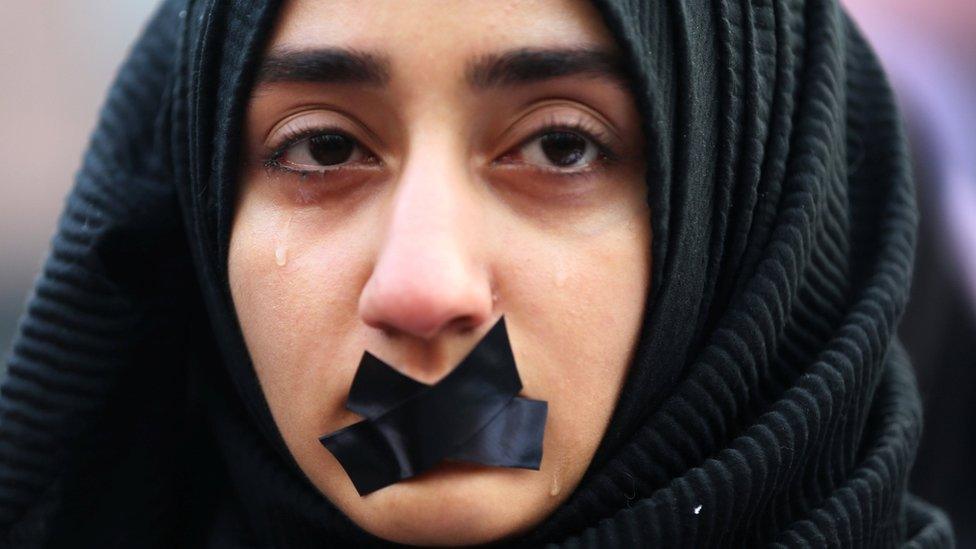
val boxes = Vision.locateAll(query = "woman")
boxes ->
[0,0,953,546]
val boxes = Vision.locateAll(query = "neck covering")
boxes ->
[0,0,954,546]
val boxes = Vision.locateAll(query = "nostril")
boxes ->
[369,313,484,340]
[445,315,480,335]
[359,281,492,340]
[369,320,399,338]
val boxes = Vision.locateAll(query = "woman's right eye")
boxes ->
[271,132,374,172]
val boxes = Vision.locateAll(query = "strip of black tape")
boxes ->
[347,346,547,469]
[319,317,548,495]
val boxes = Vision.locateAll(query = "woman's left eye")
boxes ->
[271,132,373,171]
[506,130,606,171]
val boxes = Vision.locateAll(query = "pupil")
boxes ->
[308,134,354,165]
[540,132,587,167]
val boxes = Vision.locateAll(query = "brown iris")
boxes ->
[539,132,588,167]
[308,134,356,166]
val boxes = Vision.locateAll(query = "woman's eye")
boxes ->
[275,132,370,169]
[518,131,602,169]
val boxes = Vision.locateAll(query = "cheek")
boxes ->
[227,198,373,443]
[498,211,651,478]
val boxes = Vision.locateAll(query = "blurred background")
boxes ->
[0,0,159,355]
[1,0,973,544]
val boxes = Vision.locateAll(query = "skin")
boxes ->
[228,0,651,545]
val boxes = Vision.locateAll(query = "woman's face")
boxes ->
[228,0,650,545]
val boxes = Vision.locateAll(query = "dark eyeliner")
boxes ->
[534,121,618,162]
[493,116,620,173]
[262,126,373,174]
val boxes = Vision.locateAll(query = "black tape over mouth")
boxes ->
[319,317,548,496]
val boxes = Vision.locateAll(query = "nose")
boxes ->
[358,147,494,343]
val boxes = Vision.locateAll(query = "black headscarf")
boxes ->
[0,0,955,546]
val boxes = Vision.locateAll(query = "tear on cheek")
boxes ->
[274,212,294,267]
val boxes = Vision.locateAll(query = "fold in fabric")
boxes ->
[319,317,548,496]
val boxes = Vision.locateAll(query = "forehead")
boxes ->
[267,0,618,57]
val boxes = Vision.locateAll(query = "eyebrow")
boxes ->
[257,47,391,86]
[256,46,630,90]
[465,47,629,89]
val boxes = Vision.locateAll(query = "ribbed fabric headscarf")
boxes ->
[0,0,955,546]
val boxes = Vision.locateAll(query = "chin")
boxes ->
[340,460,552,546]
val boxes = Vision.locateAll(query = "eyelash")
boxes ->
[262,125,372,175]
[261,116,618,177]
[497,116,618,172]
